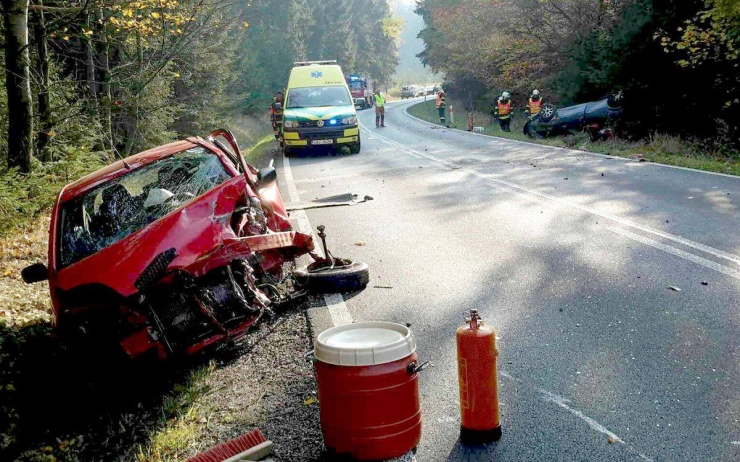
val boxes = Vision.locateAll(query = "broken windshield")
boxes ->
[287,86,352,108]
[58,147,231,269]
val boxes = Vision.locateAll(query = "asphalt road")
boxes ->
[278,97,740,462]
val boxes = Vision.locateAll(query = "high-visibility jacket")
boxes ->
[497,100,512,119]
[374,93,386,107]
[528,97,543,115]
[436,93,446,108]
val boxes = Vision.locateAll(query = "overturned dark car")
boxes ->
[524,92,624,140]
[21,129,368,360]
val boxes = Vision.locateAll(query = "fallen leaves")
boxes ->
[0,216,52,327]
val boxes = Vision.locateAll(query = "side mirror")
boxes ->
[22,262,48,284]
[257,166,277,189]
[355,104,363,110]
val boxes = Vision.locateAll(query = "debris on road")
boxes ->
[373,285,393,289]
[355,242,366,246]
[667,286,682,292]
[285,193,374,211]
[701,281,708,286]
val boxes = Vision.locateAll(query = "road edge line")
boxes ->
[402,102,740,180]
[281,153,354,334]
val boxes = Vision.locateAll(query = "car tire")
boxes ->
[540,103,556,122]
[349,137,361,154]
[294,260,369,293]
[607,90,624,109]
[284,146,294,158]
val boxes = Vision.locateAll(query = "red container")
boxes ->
[314,322,422,461]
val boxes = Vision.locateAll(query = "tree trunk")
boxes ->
[33,0,52,161]
[3,0,34,172]
[84,13,97,101]
[97,7,113,152]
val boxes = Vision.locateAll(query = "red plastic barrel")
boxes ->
[314,322,422,461]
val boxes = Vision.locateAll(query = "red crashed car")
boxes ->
[22,129,368,359]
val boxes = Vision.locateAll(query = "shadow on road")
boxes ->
[447,439,502,461]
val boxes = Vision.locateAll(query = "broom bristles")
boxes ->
[187,428,267,462]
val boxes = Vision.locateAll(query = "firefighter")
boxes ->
[374,89,386,127]
[436,90,447,126]
[496,91,513,132]
[526,89,543,118]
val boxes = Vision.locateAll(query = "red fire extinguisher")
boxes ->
[456,309,501,444]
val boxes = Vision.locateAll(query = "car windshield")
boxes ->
[287,86,352,108]
[348,81,364,90]
[58,147,231,268]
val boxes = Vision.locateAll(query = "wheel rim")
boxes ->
[543,106,554,118]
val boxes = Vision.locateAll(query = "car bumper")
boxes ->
[284,126,359,147]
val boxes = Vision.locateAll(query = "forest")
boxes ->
[0,0,399,234]
[415,0,739,147]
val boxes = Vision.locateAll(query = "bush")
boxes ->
[0,150,110,237]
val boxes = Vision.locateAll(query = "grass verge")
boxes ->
[408,99,740,176]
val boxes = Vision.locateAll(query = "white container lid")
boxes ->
[315,321,416,366]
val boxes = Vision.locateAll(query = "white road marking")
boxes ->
[361,120,740,278]
[282,154,353,327]
[401,103,740,180]
[324,292,352,326]
[609,227,740,280]
[500,372,654,461]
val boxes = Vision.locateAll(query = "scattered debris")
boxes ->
[373,285,393,289]
[608,437,618,444]
[701,281,708,286]
[285,193,374,211]
[303,397,317,406]
[667,286,682,292]
[354,242,366,246]
[601,173,604,177]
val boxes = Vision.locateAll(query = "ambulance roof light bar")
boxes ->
[293,60,338,67]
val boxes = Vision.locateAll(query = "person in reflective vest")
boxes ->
[527,89,543,118]
[496,92,513,132]
[436,90,446,126]
[374,90,386,127]
[269,91,284,140]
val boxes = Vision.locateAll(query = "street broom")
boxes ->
[187,428,273,462]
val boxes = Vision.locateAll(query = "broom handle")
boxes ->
[222,440,274,462]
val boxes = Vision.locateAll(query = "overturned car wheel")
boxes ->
[295,260,369,293]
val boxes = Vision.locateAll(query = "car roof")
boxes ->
[60,138,201,202]
[288,64,347,89]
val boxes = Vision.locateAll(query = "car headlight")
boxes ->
[284,120,298,129]
[341,116,357,125]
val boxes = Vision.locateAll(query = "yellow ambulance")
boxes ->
[282,60,361,156]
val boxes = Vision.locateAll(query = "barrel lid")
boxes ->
[315,322,416,366]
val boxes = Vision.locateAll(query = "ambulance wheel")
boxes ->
[349,140,361,154]
[283,146,294,157]
[295,260,369,293]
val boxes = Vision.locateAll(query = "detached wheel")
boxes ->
[295,260,369,293]
[540,103,556,122]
